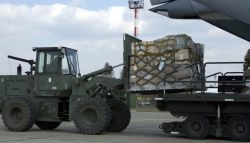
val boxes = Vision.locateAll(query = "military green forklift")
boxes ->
[0,47,131,135]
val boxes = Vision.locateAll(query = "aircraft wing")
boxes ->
[149,0,250,42]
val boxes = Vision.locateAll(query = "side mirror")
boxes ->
[60,53,65,59]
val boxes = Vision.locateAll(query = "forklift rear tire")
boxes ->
[73,96,111,135]
[184,115,210,139]
[36,121,61,130]
[107,98,131,132]
[227,116,250,141]
[2,97,37,132]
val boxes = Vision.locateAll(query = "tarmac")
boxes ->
[0,112,236,143]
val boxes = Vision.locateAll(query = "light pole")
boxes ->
[128,0,144,37]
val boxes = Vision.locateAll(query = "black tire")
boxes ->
[36,121,61,130]
[107,98,131,132]
[184,115,210,139]
[2,97,37,132]
[227,116,250,141]
[73,96,111,135]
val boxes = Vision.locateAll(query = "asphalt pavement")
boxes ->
[0,112,235,143]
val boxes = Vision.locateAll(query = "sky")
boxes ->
[0,0,249,79]
[0,0,127,10]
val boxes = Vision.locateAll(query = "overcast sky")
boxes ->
[0,0,249,77]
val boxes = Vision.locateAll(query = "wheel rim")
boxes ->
[80,108,98,126]
[191,121,202,131]
[235,123,246,134]
[10,107,23,125]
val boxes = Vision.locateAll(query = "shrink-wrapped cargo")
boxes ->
[129,34,204,92]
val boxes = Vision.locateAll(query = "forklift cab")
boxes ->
[33,47,80,76]
[33,47,80,96]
